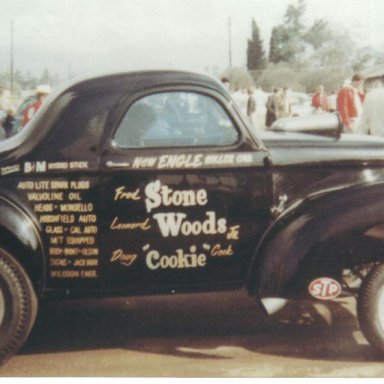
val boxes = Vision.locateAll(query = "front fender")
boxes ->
[0,196,44,292]
[247,181,384,298]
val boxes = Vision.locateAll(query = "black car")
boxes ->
[1,70,384,363]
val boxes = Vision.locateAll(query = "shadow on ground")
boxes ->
[20,290,380,363]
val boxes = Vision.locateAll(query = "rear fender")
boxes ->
[0,196,44,292]
[247,181,384,298]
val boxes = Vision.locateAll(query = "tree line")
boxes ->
[224,0,384,93]
[0,68,61,94]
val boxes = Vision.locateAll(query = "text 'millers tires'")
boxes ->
[358,264,384,354]
[0,248,38,364]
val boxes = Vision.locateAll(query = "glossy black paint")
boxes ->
[1,70,384,301]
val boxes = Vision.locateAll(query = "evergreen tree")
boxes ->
[247,19,265,71]
[269,25,292,64]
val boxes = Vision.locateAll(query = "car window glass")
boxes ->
[114,92,239,148]
[36,93,118,158]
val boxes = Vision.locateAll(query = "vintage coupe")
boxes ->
[1,70,384,362]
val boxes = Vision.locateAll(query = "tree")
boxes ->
[247,19,265,71]
[220,67,254,91]
[256,64,304,91]
[268,0,335,66]
[304,19,331,49]
[269,25,297,64]
[268,0,307,64]
[39,69,52,85]
[310,28,353,69]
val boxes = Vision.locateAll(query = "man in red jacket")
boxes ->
[337,74,365,133]
[22,85,51,127]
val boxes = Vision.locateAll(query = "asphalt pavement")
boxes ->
[1,290,384,377]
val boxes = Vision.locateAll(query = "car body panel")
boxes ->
[0,71,383,302]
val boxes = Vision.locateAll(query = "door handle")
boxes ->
[105,160,130,168]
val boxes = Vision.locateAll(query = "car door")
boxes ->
[99,88,272,293]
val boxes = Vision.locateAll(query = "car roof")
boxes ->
[63,70,227,97]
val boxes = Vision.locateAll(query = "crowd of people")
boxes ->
[0,84,51,138]
[2,74,384,140]
[222,73,384,137]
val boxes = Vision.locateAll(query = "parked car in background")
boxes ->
[290,91,314,116]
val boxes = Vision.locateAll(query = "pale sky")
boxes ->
[0,0,383,82]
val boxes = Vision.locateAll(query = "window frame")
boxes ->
[109,86,248,152]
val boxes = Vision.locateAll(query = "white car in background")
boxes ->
[290,91,314,117]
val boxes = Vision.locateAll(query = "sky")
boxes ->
[0,0,383,83]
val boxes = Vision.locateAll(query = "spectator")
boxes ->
[327,90,337,113]
[1,108,15,138]
[221,77,230,91]
[357,80,384,136]
[246,88,257,126]
[22,85,51,127]
[337,74,364,133]
[232,87,248,116]
[265,89,278,128]
[275,87,291,119]
[311,85,329,112]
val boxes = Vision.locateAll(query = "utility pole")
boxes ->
[10,19,14,95]
[228,17,232,68]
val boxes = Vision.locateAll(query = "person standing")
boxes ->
[22,85,51,127]
[356,80,384,137]
[265,89,278,128]
[337,74,364,133]
[246,88,257,127]
[1,109,15,138]
[275,87,291,119]
[311,85,329,112]
[327,90,337,113]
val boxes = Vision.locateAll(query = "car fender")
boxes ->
[0,195,44,292]
[247,180,384,298]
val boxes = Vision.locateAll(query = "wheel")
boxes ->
[0,248,38,364]
[357,263,384,354]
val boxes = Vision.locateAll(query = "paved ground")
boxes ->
[1,290,384,377]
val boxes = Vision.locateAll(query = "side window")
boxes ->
[114,92,239,148]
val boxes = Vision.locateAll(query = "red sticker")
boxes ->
[308,277,342,300]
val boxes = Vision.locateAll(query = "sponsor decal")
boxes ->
[23,161,88,173]
[157,154,204,169]
[19,177,99,280]
[24,161,47,173]
[130,153,256,170]
[1,164,20,175]
[308,277,342,300]
[47,161,89,171]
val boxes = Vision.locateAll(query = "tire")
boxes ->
[0,248,38,364]
[357,263,384,354]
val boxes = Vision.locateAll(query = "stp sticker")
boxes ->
[308,277,342,300]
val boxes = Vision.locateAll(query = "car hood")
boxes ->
[259,130,384,166]
[258,130,384,207]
